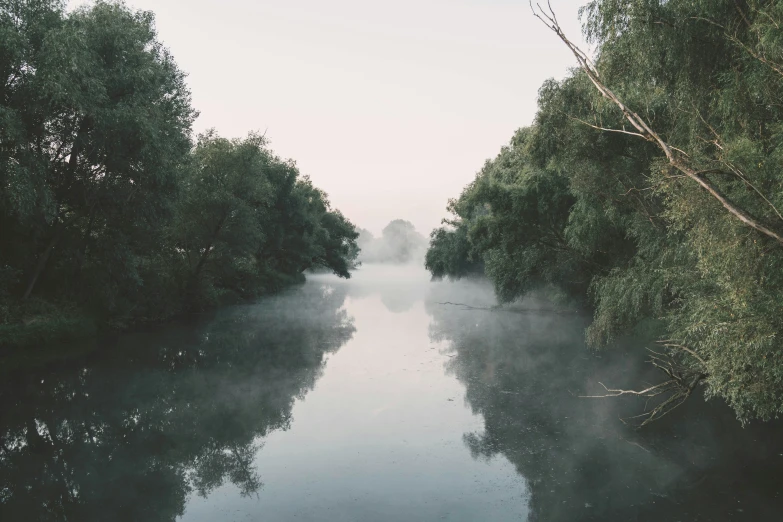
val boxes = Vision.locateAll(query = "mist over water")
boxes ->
[355,220,428,266]
[2,265,782,521]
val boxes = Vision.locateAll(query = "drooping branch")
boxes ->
[690,15,783,79]
[658,340,708,368]
[685,104,783,222]
[531,1,783,245]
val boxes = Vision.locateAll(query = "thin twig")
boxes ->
[566,114,647,138]
[658,340,708,368]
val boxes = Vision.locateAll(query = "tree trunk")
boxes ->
[22,231,62,300]
[74,205,98,281]
[22,115,94,300]
[190,213,229,284]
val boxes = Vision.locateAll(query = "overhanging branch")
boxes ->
[531,1,783,245]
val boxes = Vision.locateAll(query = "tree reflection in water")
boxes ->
[0,283,354,522]
[425,279,783,521]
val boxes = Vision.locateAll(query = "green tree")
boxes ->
[429,0,783,424]
[0,2,359,345]
[169,131,359,310]
[0,0,195,310]
[171,132,271,307]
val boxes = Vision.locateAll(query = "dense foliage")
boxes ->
[0,1,358,345]
[427,0,783,424]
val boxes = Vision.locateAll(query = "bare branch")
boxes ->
[566,114,647,138]
[579,380,674,398]
[434,301,578,315]
[531,3,783,245]
[580,346,707,427]
[659,342,707,368]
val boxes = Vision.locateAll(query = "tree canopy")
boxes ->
[427,0,783,424]
[0,0,359,343]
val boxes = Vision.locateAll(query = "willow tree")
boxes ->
[1,2,360,341]
[429,0,783,424]
[170,132,359,310]
[0,0,195,308]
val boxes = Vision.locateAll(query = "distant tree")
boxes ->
[381,220,424,262]
[357,220,426,264]
[355,227,375,249]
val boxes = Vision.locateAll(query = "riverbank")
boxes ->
[0,272,308,358]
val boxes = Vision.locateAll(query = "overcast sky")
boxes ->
[71,0,588,236]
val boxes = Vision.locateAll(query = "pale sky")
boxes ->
[71,0,588,236]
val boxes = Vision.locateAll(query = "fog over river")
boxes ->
[1,265,782,521]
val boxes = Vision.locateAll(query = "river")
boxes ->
[1,265,782,521]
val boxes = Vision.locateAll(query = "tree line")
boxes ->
[0,1,359,346]
[426,0,783,424]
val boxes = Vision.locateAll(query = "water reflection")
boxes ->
[3,267,783,522]
[426,278,783,521]
[0,283,354,521]
[334,264,432,313]
[186,266,528,521]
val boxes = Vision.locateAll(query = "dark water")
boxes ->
[1,265,782,521]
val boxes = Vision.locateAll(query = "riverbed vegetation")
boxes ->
[0,1,359,347]
[426,0,783,424]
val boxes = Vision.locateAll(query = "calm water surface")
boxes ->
[1,265,782,521]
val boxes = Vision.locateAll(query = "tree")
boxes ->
[168,132,359,310]
[0,2,359,343]
[171,132,271,306]
[0,0,195,310]
[358,219,427,264]
[428,0,783,424]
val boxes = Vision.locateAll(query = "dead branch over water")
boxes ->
[434,302,579,315]
[581,348,707,427]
